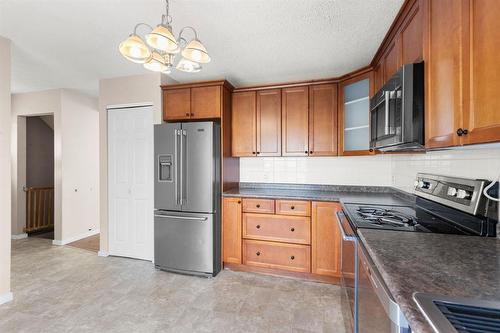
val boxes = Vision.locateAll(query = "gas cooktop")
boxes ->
[343,173,498,237]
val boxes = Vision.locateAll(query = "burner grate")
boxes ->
[356,207,418,228]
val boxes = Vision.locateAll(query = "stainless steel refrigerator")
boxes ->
[154,121,221,277]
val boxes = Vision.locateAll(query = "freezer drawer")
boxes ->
[154,211,215,276]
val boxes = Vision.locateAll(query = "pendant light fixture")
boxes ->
[119,0,211,74]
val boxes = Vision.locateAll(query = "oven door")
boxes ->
[370,80,403,150]
[336,210,358,333]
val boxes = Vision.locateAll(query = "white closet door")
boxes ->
[108,106,154,261]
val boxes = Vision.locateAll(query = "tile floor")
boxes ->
[0,237,346,333]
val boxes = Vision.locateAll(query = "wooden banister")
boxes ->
[25,187,54,233]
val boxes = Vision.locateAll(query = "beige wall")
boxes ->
[98,73,175,254]
[11,89,99,243]
[60,90,99,241]
[11,89,62,237]
[0,36,12,303]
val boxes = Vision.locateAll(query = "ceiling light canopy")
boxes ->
[119,0,211,74]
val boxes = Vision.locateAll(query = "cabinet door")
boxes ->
[400,2,423,65]
[256,89,281,156]
[282,86,309,156]
[423,0,462,148]
[191,86,221,119]
[163,88,191,121]
[232,91,257,156]
[382,41,400,83]
[339,73,373,156]
[311,201,342,277]
[462,0,500,145]
[223,197,242,264]
[309,84,338,156]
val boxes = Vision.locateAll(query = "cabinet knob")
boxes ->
[256,251,261,256]
[309,151,313,154]
[256,204,260,208]
[304,151,308,154]
[291,206,295,210]
[237,200,241,204]
[252,152,256,155]
[290,227,295,232]
[185,113,190,116]
[290,255,295,260]
[256,224,261,229]
[190,113,194,116]
[256,152,261,155]
[457,128,469,136]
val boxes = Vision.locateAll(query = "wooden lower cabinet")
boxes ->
[311,201,342,277]
[222,197,242,264]
[243,213,311,245]
[243,239,311,273]
[223,197,342,281]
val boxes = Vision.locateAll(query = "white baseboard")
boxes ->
[52,229,100,246]
[98,251,109,257]
[11,233,28,240]
[0,292,13,305]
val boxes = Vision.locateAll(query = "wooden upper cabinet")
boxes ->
[311,201,342,277]
[382,41,399,83]
[400,2,423,65]
[282,87,309,156]
[309,84,338,156]
[372,63,384,97]
[191,86,221,119]
[164,88,191,121]
[462,0,500,145]
[223,197,242,264]
[256,89,281,156]
[232,91,257,157]
[423,0,463,148]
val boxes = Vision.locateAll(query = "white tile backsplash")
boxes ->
[240,155,393,186]
[239,147,500,194]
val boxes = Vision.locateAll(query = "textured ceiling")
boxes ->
[0,0,404,96]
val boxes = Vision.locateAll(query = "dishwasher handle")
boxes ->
[336,211,357,242]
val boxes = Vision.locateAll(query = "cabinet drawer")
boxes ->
[243,240,311,273]
[243,213,310,245]
[275,200,310,216]
[242,198,275,214]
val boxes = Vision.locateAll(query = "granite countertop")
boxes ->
[358,229,500,333]
[223,183,415,206]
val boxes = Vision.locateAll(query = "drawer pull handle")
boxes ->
[256,224,261,229]
[290,255,295,260]
[256,251,261,256]
[291,206,295,210]
[256,204,261,208]
[290,227,295,232]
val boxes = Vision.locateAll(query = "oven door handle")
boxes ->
[336,211,357,242]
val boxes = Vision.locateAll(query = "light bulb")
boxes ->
[191,49,202,62]
[129,45,142,58]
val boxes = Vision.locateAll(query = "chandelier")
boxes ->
[119,0,211,74]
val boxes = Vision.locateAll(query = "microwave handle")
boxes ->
[384,91,390,135]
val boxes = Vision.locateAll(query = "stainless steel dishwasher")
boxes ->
[357,242,410,333]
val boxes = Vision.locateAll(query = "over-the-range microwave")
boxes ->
[369,62,424,152]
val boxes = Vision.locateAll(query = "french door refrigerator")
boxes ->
[154,121,221,277]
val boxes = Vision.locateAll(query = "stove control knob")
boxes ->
[418,180,431,189]
[456,189,471,199]
[447,187,457,196]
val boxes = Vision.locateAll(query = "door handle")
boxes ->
[154,214,208,221]
[174,129,180,205]
[384,91,390,135]
[179,129,186,205]
[336,211,356,242]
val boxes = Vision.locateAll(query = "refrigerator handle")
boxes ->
[174,129,179,205]
[180,129,186,205]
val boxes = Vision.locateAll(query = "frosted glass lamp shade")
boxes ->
[119,34,152,63]
[181,39,211,63]
[176,58,202,73]
[146,25,179,53]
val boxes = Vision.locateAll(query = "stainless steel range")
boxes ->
[337,173,499,333]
